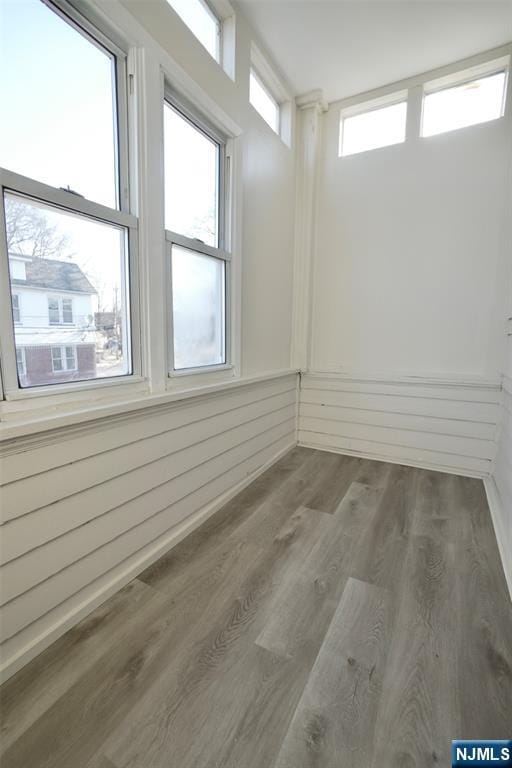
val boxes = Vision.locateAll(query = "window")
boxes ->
[16,348,26,378]
[12,294,21,324]
[165,0,220,62]
[250,69,280,133]
[62,298,74,325]
[51,346,77,373]
[0,0,138,392]
[164,97,230,372]
[47,297,74,325]
[340,96,407,156]
[48,298,61,325]
[422,69,508,137]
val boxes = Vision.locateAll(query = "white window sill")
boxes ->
[0,369,299,442]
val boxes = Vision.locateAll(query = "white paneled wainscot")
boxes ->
[298,373,501,477]
[0,372,298,682]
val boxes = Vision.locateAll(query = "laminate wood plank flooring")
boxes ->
[1,447,511,768]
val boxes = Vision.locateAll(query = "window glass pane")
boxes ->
[12,294,20,323]
[422,71,506,137]
[51,347,63,371]
[172,245,225,370]
[164,103,219,247]
[62,298,73,324]
[48,298,60,325]
[5,191,131,387]
[250,70,279,133]
[341,101,407,156]
[165,0,219,61]
[0,0,118,208]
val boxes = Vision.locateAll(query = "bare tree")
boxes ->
[4,196,71,259]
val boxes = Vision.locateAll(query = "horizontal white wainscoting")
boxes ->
[298,373,501,477]
[0,372,298,682]
[486,375,512,599]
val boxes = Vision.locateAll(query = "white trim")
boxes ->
[330,43,512,111]
[249,41,294,147]
[0,437,296,684]
[484,476,512,602]
[0,369,299,440]
[423,54,510,95]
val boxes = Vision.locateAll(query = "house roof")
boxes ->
[11,256,96,294]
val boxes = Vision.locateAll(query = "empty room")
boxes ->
[0,0,511,766]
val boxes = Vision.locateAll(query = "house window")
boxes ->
[12,294,21,324]
[421,68,508,137]
[51,345,77,372]
[16,348,26,377]
[164,97,229,372]
[62,298,73,324]
[165,0,220,62]
[0,0,137,392]
[339,95,407,156]
[48,297,61,325]
[250,69,280,133]
[48,297,74,325]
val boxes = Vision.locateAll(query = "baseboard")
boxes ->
[0,439,296,684]
[484,476,512,603]
[298,439,488,479]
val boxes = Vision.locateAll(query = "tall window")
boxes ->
[12,294,20,324]
[164,98,229,372]
[0,0,137,390]
[165,0,220,62]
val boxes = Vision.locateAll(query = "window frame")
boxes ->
[249,67,280,135]
[0,0,141,399]
[420,61,509,138]
[15,347,26,377]
[163,89,233,378]
[12,293,21,324]
[338,90,408,157]
[51,344,77,373]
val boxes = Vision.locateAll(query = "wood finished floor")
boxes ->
[1,447,512,768]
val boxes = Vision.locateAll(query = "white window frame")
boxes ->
[15,347,26,377]
[12,293,21,324]
[249,42,293,147]
[51,345,77,373]
[338,89,408,157]
[164,88,233,378]
[0,0,141,400]
[48,296,74,325]
[420,56,510,138]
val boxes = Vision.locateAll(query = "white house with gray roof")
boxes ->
[9,254,97,386]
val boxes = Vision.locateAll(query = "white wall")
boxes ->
[119,0,296,377]
[310,56,512,379]
[0,0,298,681]
[298,49,512,476]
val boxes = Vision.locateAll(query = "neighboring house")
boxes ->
[9,254,97,387]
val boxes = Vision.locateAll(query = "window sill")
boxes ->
[0,369,299,442]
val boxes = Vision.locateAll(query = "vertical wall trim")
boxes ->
[291,89,327,371]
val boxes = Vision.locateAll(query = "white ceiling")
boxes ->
[236,0,512,102]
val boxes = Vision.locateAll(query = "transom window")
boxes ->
[422,69,508,137]
[164,96,230,372]
[165,0,220,62]
[250,69,280,133]
[340,95,407,157]
[0,0,137,391]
